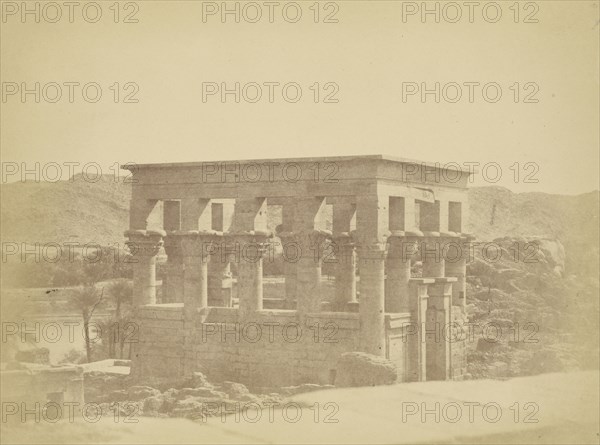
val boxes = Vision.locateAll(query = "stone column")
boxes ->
[234,234,269,318]
[179,197,212,312]
[162,235,184,303]
[444,233,473,309]
[358,243,387,356]
[292,197,329,316]
[208,201,234,307]
[179,231,215,378]
[425,277,456,381]
[332,199,356,312]
[207,242,233,307]
[278,232,298,309]
[125,230,164,307]
[355,193,389,356]
[296,230,330,315]
[162,200,183,304]
[180,232,215,318]
[279,199,298,309]
[421,233,445,278]
[229,197,269,317]
[407,278,434,382]
[332,233,356,311]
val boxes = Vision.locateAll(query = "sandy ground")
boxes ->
[1,371,598,444]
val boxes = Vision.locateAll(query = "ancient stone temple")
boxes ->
[123,155,472,387]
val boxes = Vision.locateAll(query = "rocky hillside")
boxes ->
[0,175,130,247]
[467,187,599,275]
[2,177,597,274]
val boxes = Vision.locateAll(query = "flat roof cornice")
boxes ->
[121,154,474,174]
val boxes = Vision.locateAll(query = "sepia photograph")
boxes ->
[1,1,599,444]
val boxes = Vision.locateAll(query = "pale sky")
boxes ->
[1,0,598,194]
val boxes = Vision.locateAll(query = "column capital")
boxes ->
[278,229,331,259]
[387,231,422,260]
[227,230,271,240]
[125,229,162,308]
[421,232,462,251]
[226,231,271,251]
[225,232,272,266]
[124,229,164,256]
[278,228,330,240]
[331,231,354,246]
[434,233,470,262]
[173,230,221,258]
[332,232,356,260]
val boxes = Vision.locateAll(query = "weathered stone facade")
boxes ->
[123,155,472,386]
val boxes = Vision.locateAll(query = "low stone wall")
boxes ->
[385,313,414,382]
[191,309,362,387]
[133,304,185,382]
[133,305,428,387]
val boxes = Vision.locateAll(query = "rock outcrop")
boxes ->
[335,352,397,387]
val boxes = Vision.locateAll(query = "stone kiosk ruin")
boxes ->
[123,155,472,387]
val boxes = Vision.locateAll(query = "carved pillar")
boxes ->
[279,199,298,309]
[180,231,215,379]
[292,197,329,316]
[162,235,184,303]
[296,230,330,315]
[332,199,356,312]
[208,201,234,307]
[229,197,269,317]
[278,232,298,310]
[233,234,269,318]
[125,230,164,307]
[421,233,445,278]
[162,200,183,303]
[358,243,387,355]
[444,233,473,309]
[355,193,389,356]
[179,197,212,314]
[207,242,233,307]
[180,232,215,318]
[425,277,456,381]
[407,278,434,382]
[332,233,356,311]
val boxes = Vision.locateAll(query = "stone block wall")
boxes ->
[190,310,362,387]
[133,304,185,382]
[385,314,414,382]
[133,305,425,387]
